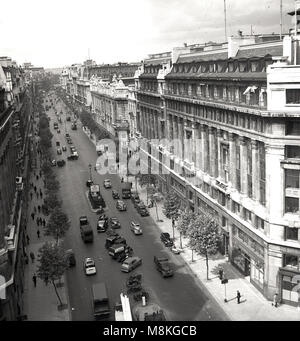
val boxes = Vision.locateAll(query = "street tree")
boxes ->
[45,177,60,192]
[187,213,221,279]
[44,192,62,212]
[137,174,158,204]
[45,207,70,244]
[37,242,69,307]
[163,191,181,239]
[176,210,197,249]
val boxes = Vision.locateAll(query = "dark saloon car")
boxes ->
[109,217,121,229]
[160,232,174,247]
[112,190,120,199]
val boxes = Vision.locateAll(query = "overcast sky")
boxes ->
[0,0,295,68]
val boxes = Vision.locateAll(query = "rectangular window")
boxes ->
[222,216,227,227]
[285,169,300,189]
[285,227,299,241]
[285,197,299,214]
[232,201,241,214]
[286,121,300,135]
[255,216,265,230]
[244,208,252,223]
[258,142,266,205]
[283,254,299,269]
[285,146,300,159]
[286,89,300,104]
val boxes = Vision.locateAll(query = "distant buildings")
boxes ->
[0,57,33,320]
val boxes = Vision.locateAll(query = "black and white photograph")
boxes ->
[1,0,300,327]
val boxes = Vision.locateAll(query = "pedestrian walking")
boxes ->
[272,293,278,308]
[34,186,37,193]
[38,205,41,213]
[37,230,40,239]
[36,175,39,181]
[32,274,37,287]
[43,218,46,227]
[39,170,42,177]
[31,212,35,221]
[30,192,33,200]
[36,217,40,227]
[26,234,30,245]
[39,217,43,226]
[30,252,35,263]
[237,290,241,304]
[40,189,43,197]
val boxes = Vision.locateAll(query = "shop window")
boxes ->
[286,89,300,104]
[283,254,299,269]
[285,145,300,159]
[285,197,299,214]
[285,227,299,241]
[285,169,300,189]
[286,121,300,135]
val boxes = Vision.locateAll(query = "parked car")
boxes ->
[56,141,60,146]
[86,179,93,187]
[62,145,67,151]
[121,257,142,273]
[57,148,62,155]
[65,133,70,138]
[130,222,143,235]
[57,159,66,167]
[160,232,173,247]
[109,217,121,229]
[112,190,120,199]
[103,179,112,189]
[97,218,108,233]
[84,257,97,275]
[51,159,56,166]
[67,138,72,144]
[138,207,149,217]
[116,200,127,211]
[135,200,145,209]
[57,129,61,133]
[67,154,78,160]
[131,191,140,203]
[66,249,76,267]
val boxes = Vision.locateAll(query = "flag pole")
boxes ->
[280,0,282,40]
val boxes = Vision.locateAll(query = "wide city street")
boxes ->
[47,97,227,321]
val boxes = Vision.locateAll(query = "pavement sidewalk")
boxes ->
[22,106,70,321]
[128,175,300,321]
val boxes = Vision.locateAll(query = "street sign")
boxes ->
[221,278,228,284]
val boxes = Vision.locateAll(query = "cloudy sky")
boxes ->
[0,0,295,68]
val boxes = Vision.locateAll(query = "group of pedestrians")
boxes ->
[26,110,50,289]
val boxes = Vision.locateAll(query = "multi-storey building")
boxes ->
[135,28,300,305]
[88,62,140,84]
[90,76,130,145]
[0,57,33,320]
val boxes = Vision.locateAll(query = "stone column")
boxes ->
[208,126,216,177]
[195,123,202,171]
[217,129,222,179]
[228,133,236,188]
[201,125,208,173]
[251,140,260,202]
[265,144,285,219]
[240,136,248,195]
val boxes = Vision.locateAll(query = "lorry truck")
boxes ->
[121,182,132,199]
[79,216,94,243]
[88,184,106,209]
[92,283,110,319]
